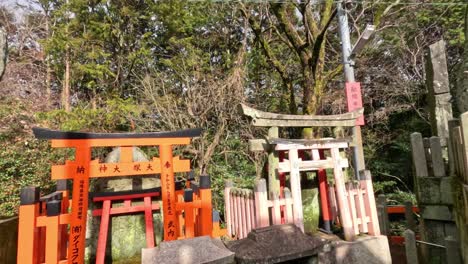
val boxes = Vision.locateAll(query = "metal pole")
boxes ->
[337,2,367,179]
[337,3,355,83]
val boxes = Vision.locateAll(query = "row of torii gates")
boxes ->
[16,82,382,263]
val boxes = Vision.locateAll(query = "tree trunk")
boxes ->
[62,49,71,112]
[45,16,51,105]
[0,27,7,81]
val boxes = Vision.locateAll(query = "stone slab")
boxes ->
[440,177,454,205]
[421,205,453,221]
[226,224,328,264]
[417,177,441,204]
[142,236,235,264]
[318,235,392,264]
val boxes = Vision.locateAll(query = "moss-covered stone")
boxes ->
[302,188,319,234]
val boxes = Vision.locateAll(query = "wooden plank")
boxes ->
[240,192,246,239]
[254,179,269,228]
[331,147,354,240]
[284,188,294,224]
[231,189,238,238]
[329,186,338,224]
[92,203,160,216]
[237,191,244,238]
[244,190,252,235]
[224,181,233,237]
[272,193,282,225]
[278,158,349,173]
[411,133,429,177]
[346,183,359,235]
[269,138,351,145]
[288,149,304,232]
[52,157,190,179]
[249,193,256,229]
[361,171,381,236]
[355,183,368,233]
[275,142,349,151]
[430,136,446,177]
[241,103,363,122]
[252,119,358,127]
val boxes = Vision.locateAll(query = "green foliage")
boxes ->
[37,98,143,131]
[0,139,57,216]
[208,136,256,216]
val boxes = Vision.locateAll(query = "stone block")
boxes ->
[440,177,454,205]
[421,205,453,221]
[227,224,328,263]
[319,235,391,264]
[142,236,235,264]
[444,223,460,241]
[417,177,441,204]
[420,220,446,264]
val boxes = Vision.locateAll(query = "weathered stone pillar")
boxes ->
[425,40,453,145]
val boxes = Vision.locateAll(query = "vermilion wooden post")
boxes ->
[96,200,111,264]
[57,180,69,260]
[183,189,195,238]
[68,146,91,264]
[199,175,213,236]
[312,149,332,232]
[45,200,61,264]
[159,144,178,241]
[143,196,155,247]
[17,187,40,264]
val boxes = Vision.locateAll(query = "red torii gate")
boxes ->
[17,127,222,264]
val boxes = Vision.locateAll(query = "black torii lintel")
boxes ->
[32,127,203,140]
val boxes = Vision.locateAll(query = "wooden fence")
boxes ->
[225,170,380,240]
[328,174,380,237]
[224,179,295,239]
